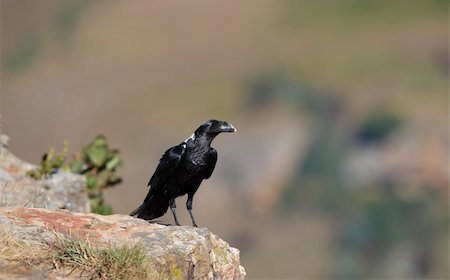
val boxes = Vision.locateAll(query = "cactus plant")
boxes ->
[26,135,122,215]
[26,141,69,178]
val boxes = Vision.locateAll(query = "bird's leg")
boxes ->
[186,194,198,227]
[169,199,180,226]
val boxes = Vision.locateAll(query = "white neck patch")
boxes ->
[185,133,195,142]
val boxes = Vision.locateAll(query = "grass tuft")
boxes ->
[0,231,159,279]
[0,231,46,264]
[50,234,154,279]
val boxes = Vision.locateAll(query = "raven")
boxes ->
[130,119,236,227]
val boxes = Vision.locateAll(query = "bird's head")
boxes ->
[195,119,236,139]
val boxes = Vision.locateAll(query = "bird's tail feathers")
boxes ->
[130,195,170,221]
[130,204,144,216]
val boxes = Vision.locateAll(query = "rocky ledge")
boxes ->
[0,207,245,279]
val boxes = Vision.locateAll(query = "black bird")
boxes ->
[130,119,236,227]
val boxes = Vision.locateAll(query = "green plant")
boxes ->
[26,135,122,215]
[27,141,70,179]
[70,135,122,214]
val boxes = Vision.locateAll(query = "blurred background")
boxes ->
[1,0,448,278]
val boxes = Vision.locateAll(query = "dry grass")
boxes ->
[0,230,47,264]
[50,234,155,279]
[0,231,159,279]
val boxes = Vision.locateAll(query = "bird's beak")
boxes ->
[219,122,237,133]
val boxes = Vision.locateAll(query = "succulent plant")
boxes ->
[26,141,69,179]
[26,135,122,215]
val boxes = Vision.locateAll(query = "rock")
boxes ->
[0,173,90,213]
[0,135,37,181]
[0,207,246,280]
[0,134,90,213]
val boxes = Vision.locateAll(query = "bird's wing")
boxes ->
[148,143,186,188]
[204,148,218,179]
